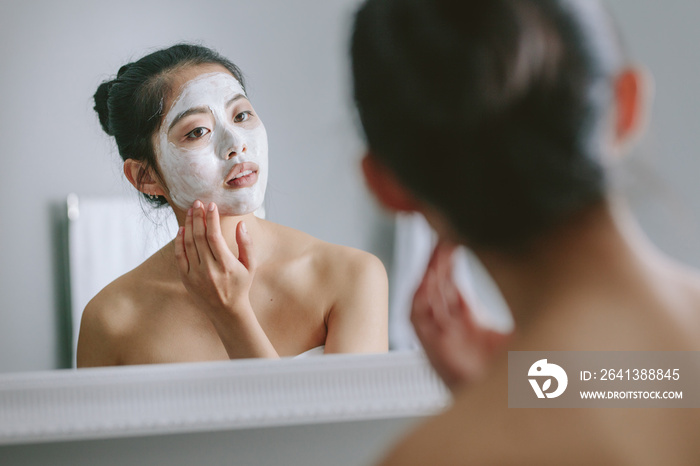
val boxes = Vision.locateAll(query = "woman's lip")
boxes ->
[225,161,260,181]
[225,162,260,187]
[226,170,258,188]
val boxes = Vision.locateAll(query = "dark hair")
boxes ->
[351,0,625,251]
[93,43,246,207]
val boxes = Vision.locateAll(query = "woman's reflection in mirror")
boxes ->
[78,44,388,367]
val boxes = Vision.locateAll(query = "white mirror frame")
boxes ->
[0,351,447,447]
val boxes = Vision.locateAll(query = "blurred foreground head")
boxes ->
[352,0,639,253]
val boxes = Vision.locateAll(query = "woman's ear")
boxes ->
[361,152,419,212]
[123,159,165,197]
[613,66,653,152]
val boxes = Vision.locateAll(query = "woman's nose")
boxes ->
[227,143,247,159]
[218,126,246,159]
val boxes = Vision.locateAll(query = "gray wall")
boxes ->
[2,0,700,374]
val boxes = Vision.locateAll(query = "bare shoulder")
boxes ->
[377,356,513,465]
[316,240,389,353]
[281,222,389,310]
[262,220,389,352]
[319,241,387,283]
[308,235,388,307]
[262,219,387,284]
[379,349,700,465]
[76,265,151,367]
[377,358,610,465]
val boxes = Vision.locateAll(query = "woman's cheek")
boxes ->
[188,157,220,185]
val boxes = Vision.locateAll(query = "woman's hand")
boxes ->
[175,200,255,321]
[174,200,278,358]
[411,241,512,392]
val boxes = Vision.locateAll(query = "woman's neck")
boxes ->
[474,199,673,328]
[173,208,266,261]
[220,213,264,257]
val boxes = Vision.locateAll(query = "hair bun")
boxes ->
[93,80,114,136]
[117,63,132,78]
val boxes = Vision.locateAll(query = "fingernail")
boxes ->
[240,221,248,234]
[194,200,202,209]
[178,226,185,236]
[187,208,192,217]
[208,202,216,212]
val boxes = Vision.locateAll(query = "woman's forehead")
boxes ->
[164,63,240,107]
[168,62,234,93]
[163,68,245,126]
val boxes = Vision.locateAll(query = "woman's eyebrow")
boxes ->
[168,106,210,132]
[167,94,247,133]
[226,94,247,109]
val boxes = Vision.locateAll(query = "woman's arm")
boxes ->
[175,201,278,359]
[324,251,389,353]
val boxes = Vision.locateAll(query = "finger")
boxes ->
[192,200,214,264]
[434,242,475,322]
[426,240,458,278]
[415,242,447,322]
[411,277,443,342]
[236,221,256,272]
[184,206,201,265]
[426,265,451,330]
[433,241,458,284]
[412,272,431,315]
[443,276,476,325]
[413,306,443,343]
[444,278,482,341]
[411,270,432,326]
[424,241,457,321]
[439,257,475,323]
[205,203,232,264]
[174,226,189,274]
[419,240,449,302]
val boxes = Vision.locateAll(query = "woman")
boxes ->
[351,0,700,463]
[77,44,388,366]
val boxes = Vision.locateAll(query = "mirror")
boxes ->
[2,0,395,373]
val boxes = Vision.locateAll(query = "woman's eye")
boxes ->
[234,111,253,123]
[185,127,210,139]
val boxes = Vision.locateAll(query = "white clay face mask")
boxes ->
[157,72,268,216]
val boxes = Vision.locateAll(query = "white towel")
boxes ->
[389,213,513,350]
[293,345,325,358]
[67,194,178,367]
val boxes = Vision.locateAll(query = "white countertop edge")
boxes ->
[0,351,449,445]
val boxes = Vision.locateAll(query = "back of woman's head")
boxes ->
[93,43,246,207]
[351,0,625,252]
